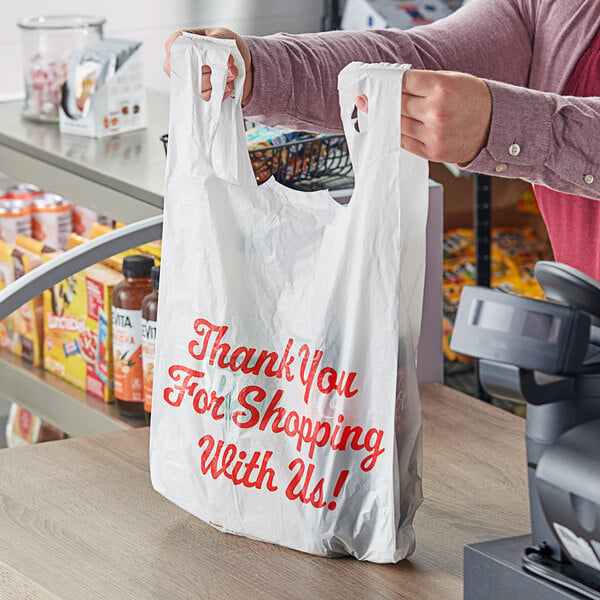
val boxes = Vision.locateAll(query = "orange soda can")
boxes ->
[0,199,32,244]
[31,193,72,250]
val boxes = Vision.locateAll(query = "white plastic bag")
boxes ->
[150,33,429,563]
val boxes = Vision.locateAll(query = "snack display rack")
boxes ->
[0,91,168,435]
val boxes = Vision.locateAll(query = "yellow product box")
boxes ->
[88,223,161,267]
[43,263,123,402]
[0,238,44,366]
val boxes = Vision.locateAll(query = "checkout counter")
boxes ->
[0,383,529,599]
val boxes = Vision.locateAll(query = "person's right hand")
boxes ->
[163,28,253,106]
[355,69,491,165]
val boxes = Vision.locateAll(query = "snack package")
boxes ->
[5,403,68,448]
[517,185,541,215]
[0,238,45,365]
[43,261,123,402]
[59,38,146,138]
[71,204,114,237]
[443,228,474,259]
[492,226,539,264]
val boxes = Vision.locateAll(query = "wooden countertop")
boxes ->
[0,384,529,599]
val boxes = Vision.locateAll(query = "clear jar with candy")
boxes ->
[18,15,105,122]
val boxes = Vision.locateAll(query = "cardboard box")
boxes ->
[59,41,146,138]
[341,0,460,30]
[0,239,44,366]
[43,263,123,402]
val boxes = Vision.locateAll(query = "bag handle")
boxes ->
[168,34,255,186]
[337,62,411,191]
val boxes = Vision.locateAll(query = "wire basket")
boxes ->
[160,133,354,192]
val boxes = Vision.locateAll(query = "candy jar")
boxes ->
[18,15,105,122]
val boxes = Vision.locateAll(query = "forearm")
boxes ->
[464,81,600,200]
[243,0,533,132]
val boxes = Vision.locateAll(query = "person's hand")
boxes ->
[163,28,253,106]
[356,70,492,165]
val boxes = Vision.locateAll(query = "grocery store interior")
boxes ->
[0,1,598,599]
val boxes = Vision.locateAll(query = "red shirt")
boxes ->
[534,28,600,281]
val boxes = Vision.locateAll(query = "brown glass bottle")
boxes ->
[112,255,154,418]
[141,266,159,424]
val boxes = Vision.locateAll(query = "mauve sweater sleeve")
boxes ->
[243,0,600,199]
[243,0,534,133]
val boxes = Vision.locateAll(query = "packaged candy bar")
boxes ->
[517,185,541,215]
[443,228,474,259]
[63,339,81,357]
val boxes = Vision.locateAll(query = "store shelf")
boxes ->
[0,348,145,436]
[0,91,168,223]
[0,91,168,435]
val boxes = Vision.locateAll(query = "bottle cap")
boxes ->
[151,265,160,290]
[122,254,154,279]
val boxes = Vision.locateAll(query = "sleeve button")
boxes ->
[584,174,595,185]
[508,143,521,157]
[495,163,508,173]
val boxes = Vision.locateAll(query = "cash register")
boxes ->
[451,261,600,600]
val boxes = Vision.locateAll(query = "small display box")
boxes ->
[59,38,146,138]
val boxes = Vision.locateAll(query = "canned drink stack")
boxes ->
[0,200,32,244]
[31,193,72,250]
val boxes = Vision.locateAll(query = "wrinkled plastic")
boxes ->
[150,33,429,563]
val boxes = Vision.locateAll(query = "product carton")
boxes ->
[0,238,45,366]
[59,39,146,138]
[341,0,461,30]
[43,262,123,402]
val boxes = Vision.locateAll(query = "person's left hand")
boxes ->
[356,69,492,165]
[163,28,253,106]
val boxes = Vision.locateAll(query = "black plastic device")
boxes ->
[451,285,590,376]
[451,261,600,599]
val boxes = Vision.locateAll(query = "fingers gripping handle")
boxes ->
[338,63,410,179]
[179,32,246,114]
[168,34,254,185]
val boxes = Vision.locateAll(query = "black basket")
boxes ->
[160,133,354,192]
